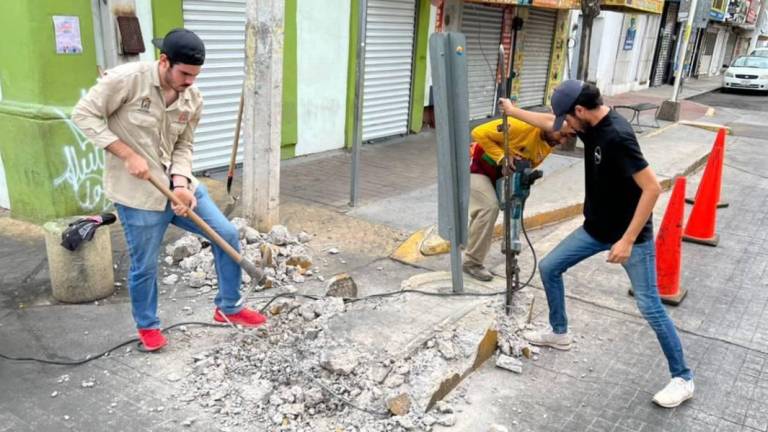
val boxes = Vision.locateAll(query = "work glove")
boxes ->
[60,213,117,251]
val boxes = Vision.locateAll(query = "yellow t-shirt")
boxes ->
[470,118,552,168]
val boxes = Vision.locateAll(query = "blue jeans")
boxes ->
[115,183,243,329]
[539,227,693,380]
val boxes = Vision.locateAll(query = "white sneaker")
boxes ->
[653,377,694,408]
[522,328,573,351]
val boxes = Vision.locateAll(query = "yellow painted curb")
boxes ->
[678,120,731,134]
[390,227,429,264]
[420,227,451,256]
[390,203,584,265]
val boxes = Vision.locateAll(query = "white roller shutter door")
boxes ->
[183,0,246,172]
[517,8,556,108]
[362,0,417,141]
[461,3,503,120]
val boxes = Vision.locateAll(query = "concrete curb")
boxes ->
[678,120,732,134]
[391,121,714,266]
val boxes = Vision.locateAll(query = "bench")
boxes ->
[612,103,661,132]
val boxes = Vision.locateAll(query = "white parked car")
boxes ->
[723,56,768,92]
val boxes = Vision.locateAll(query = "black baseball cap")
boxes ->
[152,28,205,66]
[551,80,584,131]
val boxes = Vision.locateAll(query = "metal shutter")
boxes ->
[652,2,678,87]
[517,8,556,108]
[362,0,417,141]
[461,3,503,120]
[183,0,246,172]
[723,32,736,66]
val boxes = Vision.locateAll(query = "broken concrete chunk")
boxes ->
[243,227,261,244]
[387,393,411,416]
[384,373,406,389]
[240,378,273,404]
[325,273,357,298]
[435,400,453,414]
[162,274,179,286]
[313,297,345,317]
[279,403,305,417]
[327,247,340,255]
[269,225,290,246]
[304,387,324,406]
[179,255,202,272]
[488,424,510,432]
[166,235,202,263]
[260,244,275,268]
[436,414,457,427]
[319,350,359,375]
[230,218,249,239]
[496,354,523,374]
[297,231,312,243]
[395,415,416,430]
[299,303,318,321]
[286,255,312,271]
[436,339,458,360]
[188,271,207,288]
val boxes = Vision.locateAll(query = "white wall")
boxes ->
[425,4,437,107]
[0,152,9,209]
[593,12,623,92]
[135,0,155,63]
[296,0,352,155]
[589,11,660,95]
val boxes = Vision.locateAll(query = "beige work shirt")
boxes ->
[72,61,203,211]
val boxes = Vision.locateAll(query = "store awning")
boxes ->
[465,0,580,10]
[600,0,664,14]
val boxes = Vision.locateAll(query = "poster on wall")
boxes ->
[624,20,637,50]
[53,16,83,54]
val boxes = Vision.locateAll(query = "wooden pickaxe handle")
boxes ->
[147,175,264,283]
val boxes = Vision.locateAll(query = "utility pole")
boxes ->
[577,0,601,81]
[749,0,767,53]
[442,0,464,32]
[658,0,699,121]
[242,0,284,231]
[349,0,367,207]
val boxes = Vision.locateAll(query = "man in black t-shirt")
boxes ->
[499,81,694,409]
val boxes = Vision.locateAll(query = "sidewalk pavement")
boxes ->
[0,80,731,430]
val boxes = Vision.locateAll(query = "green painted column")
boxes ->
[409,0,432,134]
[0,0,104,222]
[344,0,361,149]
[282,0,298,159]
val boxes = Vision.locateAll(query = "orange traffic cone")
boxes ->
[686,128,728,208]
[656,177,687,305]
[683,143,723,246]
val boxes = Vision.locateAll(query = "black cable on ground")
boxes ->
[0,321,228,366]
[1,219,541,366]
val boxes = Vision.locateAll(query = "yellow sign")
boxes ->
[601,0,663,14]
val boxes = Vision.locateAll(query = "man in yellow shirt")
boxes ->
[463,116,575,281]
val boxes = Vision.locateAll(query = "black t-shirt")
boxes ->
[579,110,653,244]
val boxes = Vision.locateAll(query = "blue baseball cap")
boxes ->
[551,80,584,131]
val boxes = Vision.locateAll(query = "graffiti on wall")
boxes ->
[52,96,110,213]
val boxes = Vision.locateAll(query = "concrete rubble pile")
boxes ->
[163,219,316,294]
[171,296,440,431]
[161,220,550,430]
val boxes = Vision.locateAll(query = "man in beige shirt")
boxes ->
[72,29,266,352]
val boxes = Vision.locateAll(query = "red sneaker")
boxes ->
[137,329,167,352]
[213,307,267,328]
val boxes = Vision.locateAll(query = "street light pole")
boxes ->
[658,0,699,120]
